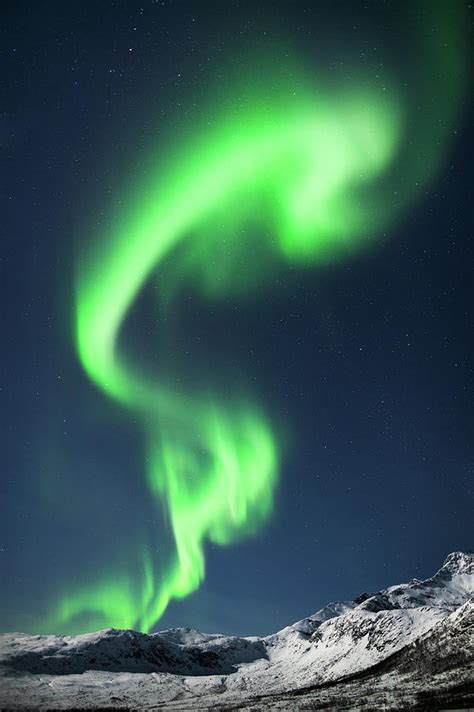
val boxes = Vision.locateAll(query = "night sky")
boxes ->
[2,1,473,637]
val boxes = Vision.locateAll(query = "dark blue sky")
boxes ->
[2,0,472,636]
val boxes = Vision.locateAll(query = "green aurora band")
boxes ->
[48,4,468,633]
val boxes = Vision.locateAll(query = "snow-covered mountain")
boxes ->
[0,552,472,710]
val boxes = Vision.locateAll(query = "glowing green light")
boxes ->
[45,2,468,634]
[61,88,399,633]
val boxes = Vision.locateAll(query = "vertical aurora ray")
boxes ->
[47,3,469,634]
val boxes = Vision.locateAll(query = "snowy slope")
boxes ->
[0,551,472,710]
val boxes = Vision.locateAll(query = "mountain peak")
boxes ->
[440,551,473,576]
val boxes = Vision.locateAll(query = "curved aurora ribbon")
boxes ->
[48,3,468,634]
[70,91,401,633]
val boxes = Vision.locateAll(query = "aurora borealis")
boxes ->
[67,83,401,631]
[2,1,472,637]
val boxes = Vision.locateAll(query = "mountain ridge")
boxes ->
[0,551,472,710]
